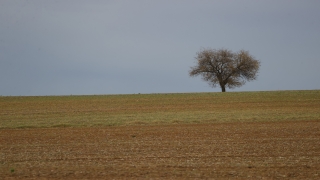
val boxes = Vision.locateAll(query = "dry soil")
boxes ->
[1,120,320,179]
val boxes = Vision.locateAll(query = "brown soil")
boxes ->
[1,121,320,179]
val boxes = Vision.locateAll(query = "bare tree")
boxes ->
[189,48,260,92]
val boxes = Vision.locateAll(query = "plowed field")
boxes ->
[1,120,320,179]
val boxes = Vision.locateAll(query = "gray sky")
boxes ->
[1,0,320,96]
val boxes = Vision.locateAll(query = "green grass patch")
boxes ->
[1,90,319,129]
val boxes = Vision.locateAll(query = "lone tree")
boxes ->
[189,48,260,92]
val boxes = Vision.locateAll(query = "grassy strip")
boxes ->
[1,90,319,129]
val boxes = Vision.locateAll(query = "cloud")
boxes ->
[1,0,320,95]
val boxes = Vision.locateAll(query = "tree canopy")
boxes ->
[189,48,260,92]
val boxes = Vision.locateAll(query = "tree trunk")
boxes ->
[221,85,226,92]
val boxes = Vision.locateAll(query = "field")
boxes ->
[1,90,320,179]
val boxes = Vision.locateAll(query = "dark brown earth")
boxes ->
[1,120,320,179]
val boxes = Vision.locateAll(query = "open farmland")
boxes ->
[1,90,320,128]
[1,90,320,179]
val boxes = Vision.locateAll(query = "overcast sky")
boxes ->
[1,0,319,96]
